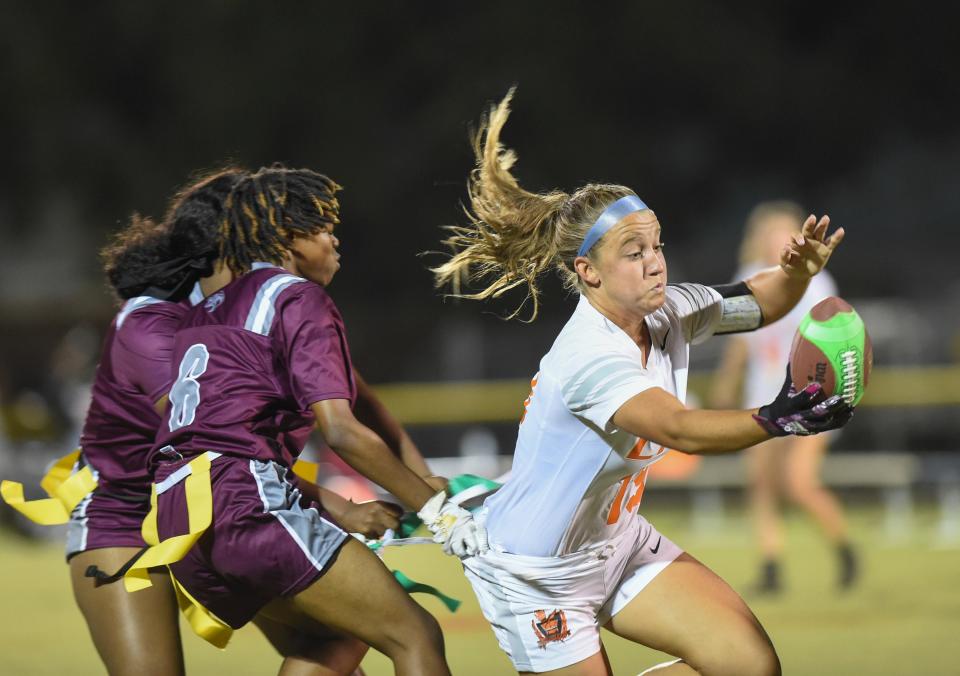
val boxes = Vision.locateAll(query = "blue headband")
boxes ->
[577,195,649,257]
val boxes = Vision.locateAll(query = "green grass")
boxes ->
[2,504,958,675]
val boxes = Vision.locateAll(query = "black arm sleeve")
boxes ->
[711,281,752,299]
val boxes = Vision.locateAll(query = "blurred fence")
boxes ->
[372,364,960,425]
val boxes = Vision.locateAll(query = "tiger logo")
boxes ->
[204,291,225,313]
[531,609,571,648]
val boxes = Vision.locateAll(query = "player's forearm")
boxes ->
[324,422,436,511]
[314,486,352,522]
[745,266,810,326]
[615,388,771,454]
[292,477,350,520]
[660,408,771,454]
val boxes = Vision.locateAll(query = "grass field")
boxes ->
[2,503,959,675]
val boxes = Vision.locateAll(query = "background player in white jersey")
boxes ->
[711,202,856,594]
[433,90,853,676]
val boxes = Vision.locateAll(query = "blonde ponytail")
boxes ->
[433,88,634,320]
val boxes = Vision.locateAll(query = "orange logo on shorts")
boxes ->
[531,609,571,648]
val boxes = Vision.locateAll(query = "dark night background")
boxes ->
[1,1,957,437]
[2,8,960,672]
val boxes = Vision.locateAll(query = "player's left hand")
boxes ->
[780,214,845,280]
[340,499,403,539]
[418,490,489,558]
[754,365,854,436]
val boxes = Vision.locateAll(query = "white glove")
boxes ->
[417,490,489,558]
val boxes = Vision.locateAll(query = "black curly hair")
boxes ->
[102,167,247,302]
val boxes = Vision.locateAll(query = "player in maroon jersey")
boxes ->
[70,169,244,676]
[149,165,481,675]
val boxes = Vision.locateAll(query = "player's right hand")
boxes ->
[340,500,403,539]
[753,365,854,437]
[418,490,489,558]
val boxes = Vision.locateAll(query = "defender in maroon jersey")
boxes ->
[68,168,244,676]
[149,166,484,675]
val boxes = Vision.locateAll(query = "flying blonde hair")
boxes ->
[432,88,636,321]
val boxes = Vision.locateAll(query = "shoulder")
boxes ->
[808,269,837,299]
[115,297,188,334]
[546,306,634,378]
[235,268,316,335]
[275,279,340,319]
[733,262,765,282]
[113,298,187,358]
[665,283,721,311]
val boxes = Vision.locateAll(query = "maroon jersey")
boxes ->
[80,297,190,490]
[150,264,356,468]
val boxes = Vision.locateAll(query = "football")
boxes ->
[789,296,873,406]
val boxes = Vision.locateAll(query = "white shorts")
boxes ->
[462,513,682,673]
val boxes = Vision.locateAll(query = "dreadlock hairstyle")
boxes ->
[102,167,248,302]
[432,88,637,321]
[219,163,342,275]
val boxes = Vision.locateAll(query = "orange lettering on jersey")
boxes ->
[627,438,671,462]
[625,467,649,513]
[626,439,649,460]
[606,474,632,525]
[607,467,651,526]
[519,375,539,424]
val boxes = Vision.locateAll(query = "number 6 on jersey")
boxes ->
[168,343,210,431]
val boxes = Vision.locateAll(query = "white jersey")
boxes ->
[484,284,724,557]
[737,266,837,408]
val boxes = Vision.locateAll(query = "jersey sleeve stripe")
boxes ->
[567,368,646,413]
[669,284,697,311]
[244,275,307,336]
[561,356,630,399]
[564,359,641,408]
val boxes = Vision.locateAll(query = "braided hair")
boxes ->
[102,167,247,302]
[219,164,342,275]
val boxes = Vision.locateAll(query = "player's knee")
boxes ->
[784,477,817,506]
[726,630,780,676]
[687,623,780,676]
[413,609,445,653]
[384,605,445,657]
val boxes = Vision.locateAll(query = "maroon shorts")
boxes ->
[154,453,348,629]
[65,481,150,559]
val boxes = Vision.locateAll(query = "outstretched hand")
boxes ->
[754,365,854,437]
[780,214,845,280]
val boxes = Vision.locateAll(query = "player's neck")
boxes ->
[199,261,234,298]
[585,294,652,359]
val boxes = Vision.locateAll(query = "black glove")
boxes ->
[753,365,854,437]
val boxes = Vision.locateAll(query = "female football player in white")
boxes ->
[711,201,856,594]
[434,90,852,676]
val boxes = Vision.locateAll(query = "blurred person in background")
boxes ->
[711,201,857,594]
[433,90,852,676]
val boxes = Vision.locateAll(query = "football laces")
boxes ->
[840,350,859,405]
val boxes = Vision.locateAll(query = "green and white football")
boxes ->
[790,296,873,406]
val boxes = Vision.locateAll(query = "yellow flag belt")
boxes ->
[1,449,98,525]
